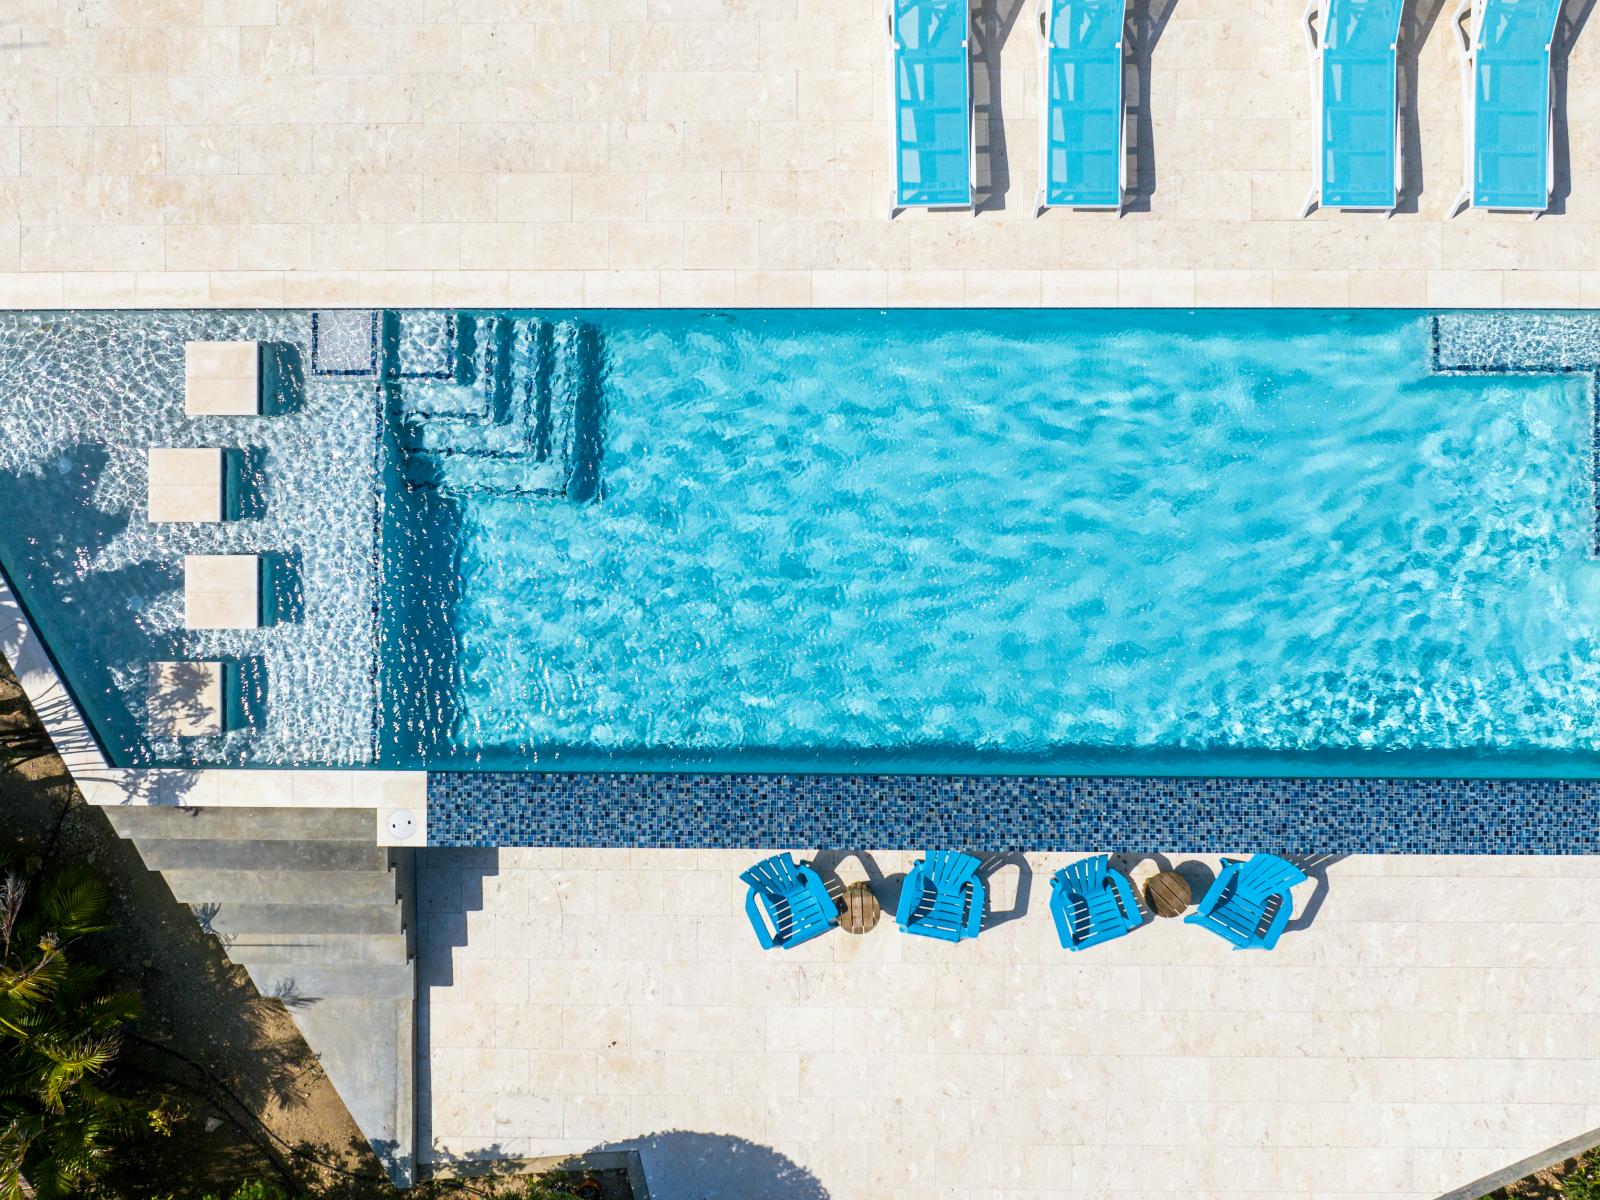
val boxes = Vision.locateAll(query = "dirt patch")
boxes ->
[0,657,386,1195]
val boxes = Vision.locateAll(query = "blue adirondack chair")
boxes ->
[1184,853,1308,951]
[1049,854,1142,950]
[895,850,985,942]
[741,853,839,950]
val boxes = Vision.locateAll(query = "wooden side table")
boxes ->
[1144,870,1192,918]
[838,881,881,934]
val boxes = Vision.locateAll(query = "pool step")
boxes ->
[228,933,410,965]
[104,804,374,843]
[390,314,605,503]
[162,868,399,907]
[134,837,388,873]
[243,961,413,1001]
[102,804,415,1185]
[194,901,402,938]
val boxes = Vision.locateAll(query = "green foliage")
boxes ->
[0,853,162,1200]
[1558,1150,1600,1200]
[186,1170,605,1200]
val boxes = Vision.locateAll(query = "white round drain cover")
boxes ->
[386,809,418,841]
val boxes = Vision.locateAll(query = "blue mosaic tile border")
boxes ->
[427,772,1600,854]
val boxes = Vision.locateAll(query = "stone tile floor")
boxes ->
[5,0,1600,308]
[418,849,1600,1198]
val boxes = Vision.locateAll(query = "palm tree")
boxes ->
[0,856,159,1199]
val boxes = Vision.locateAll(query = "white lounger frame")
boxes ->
[1033,0,1128,215]
[1449,0,1556,217]
[886,0,979,217]
[1298,0,1403,218]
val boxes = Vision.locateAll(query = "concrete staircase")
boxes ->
[104,805,415,1185]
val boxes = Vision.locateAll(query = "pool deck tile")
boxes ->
[419,849,1600,1199]
[4,0,1600,308]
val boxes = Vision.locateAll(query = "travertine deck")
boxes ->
[419,850,1600,1198]
[5,0,1600,309]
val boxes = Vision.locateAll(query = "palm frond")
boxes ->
[37,869,111,939]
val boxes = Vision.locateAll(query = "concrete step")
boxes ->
[136,838,388,873]
[104,805,374,843]
[193,901,403,938]
[161,869,398,907]
[229,933,410,966]
[242,961,414,1001]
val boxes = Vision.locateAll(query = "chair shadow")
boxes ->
[975,850,1031,929]
[1396,0,1449,213]
[974,0,1028,212]
[1282,852,1349,932]
[808,849,889,901]
[1548,0,1598,214]
[1123,0,1180,211]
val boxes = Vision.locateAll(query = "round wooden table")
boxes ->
[1144,870,1192,918]
[838,881,881,934]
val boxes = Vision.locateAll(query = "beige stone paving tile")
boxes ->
[658,267,736,305]
[282,270,360,306]
[1119,268,1196,306]
[885,268,964,306]
[582,268,658,305]
[134,271,208,305]
[1503,269,1583,307]
[207,271,282,306]
[963,269,1041,306]
[355,269,434,306]
[309,223,384,272]
[810,268,887,306]
[1426,269,1504,306]
[498,172,571,222]
[1273,268,1348,306]
[607,220,684,270]
[429,270,508,306]
[1193,268,1272,305]
[734,268,810,305]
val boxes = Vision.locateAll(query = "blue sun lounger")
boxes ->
[1300,0,1406,215]
[888,0,975,214]
[741,853,838,950]
[1035,0,1128,212]
[1049,855,1142,950]
[895,850,984,941]
[1184,854,1308,951]
[1452,0,1563,213]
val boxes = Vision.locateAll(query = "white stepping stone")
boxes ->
[147,447,223,523]
[184,341,260,416]
[184,554,260,630]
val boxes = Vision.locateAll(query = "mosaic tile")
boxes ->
[311,310,379,377]
[426,772,1600,854]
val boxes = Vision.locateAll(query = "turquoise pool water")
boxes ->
[379,309,1600,776]
[3,308,1599,775]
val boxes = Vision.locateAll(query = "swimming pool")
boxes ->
[4,307,1600,778]
[379,308,1600,777]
